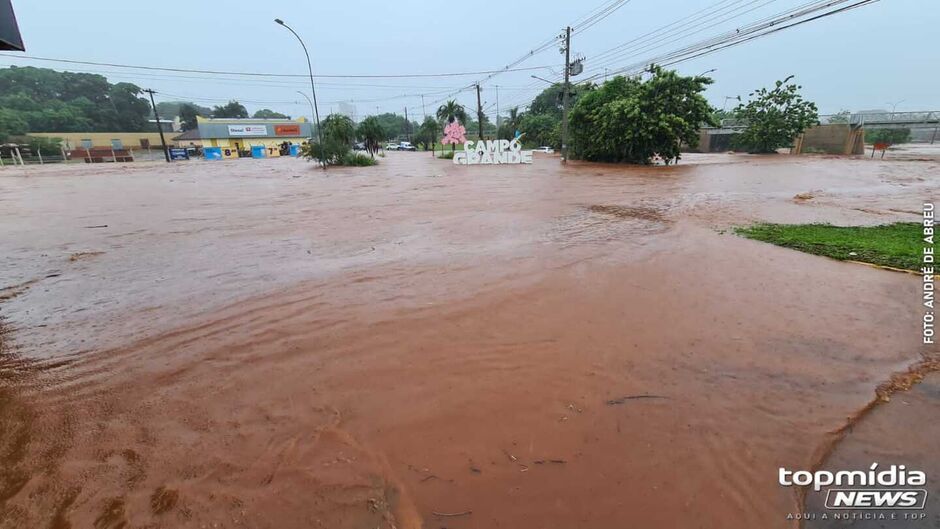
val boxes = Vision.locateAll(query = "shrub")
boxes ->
[865,128,910,145]
[340,152,378,166]
[438,151,455,159]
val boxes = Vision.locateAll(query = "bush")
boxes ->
[438,151,455,159]
[340,152,377,166]
[865,128,910,145]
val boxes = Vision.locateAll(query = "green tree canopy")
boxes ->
[732,76,819,153]
[252,108,291,119]
[519,113,560,148]
[373,113,414,140]
[529,83,590,120]
[569,68,715,164]
[211,100,249,119]
[0,66,153,137]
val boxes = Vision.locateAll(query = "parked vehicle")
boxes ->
[398,141,417,151]
[384,142,400,151]
[535,146,555,154]
[353,142,366,151]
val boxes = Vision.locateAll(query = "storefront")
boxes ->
[195,117,312,158]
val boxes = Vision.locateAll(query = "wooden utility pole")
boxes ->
[144,88,170,162]
[404,107,409,141]
[561,26,571,164]
[476,84,484,140]
[495,85,500,136]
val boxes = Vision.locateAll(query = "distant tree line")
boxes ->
[0,66,152,141]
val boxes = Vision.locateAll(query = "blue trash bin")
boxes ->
[289,144,301,157]
[251,145,266,159]
[203,147,222,160]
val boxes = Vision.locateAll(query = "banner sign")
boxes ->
[168,148,190,160]
[454,138,533,165]
[274,124,302,136]
[227,125,268,137]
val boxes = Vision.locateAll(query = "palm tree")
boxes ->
[436,100,468,125]
[356,116,384,157]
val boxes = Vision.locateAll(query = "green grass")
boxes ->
[734,223,923,271]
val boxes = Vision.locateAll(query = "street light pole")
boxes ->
[275,18,325,169]
[296,91,315,124]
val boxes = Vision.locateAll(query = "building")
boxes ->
[28,132,178,151]
[185,116,313,157]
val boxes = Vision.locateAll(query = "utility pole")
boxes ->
[404,107,409,141]
[144,89,170,163]
[561,26,571,164]
[495,85,500,136]
[421,95,427,120]
[476,84,484,140]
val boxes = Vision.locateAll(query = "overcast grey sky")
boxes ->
[2,0,937,120]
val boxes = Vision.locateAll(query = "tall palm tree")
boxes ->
[436,100,468,125]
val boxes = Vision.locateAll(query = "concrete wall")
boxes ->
[794,124,865,155]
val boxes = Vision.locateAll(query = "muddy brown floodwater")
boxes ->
[0,152,937,529]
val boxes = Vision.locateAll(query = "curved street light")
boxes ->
[296,91,316,125]
[275,18,325,168]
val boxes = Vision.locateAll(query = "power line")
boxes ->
[589,0,881,81]
[0,54,557,79]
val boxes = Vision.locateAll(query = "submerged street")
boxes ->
[0,152,936,528]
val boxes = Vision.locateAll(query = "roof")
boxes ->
[172,129,201,141]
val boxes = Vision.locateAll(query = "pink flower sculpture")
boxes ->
[442,121,467,145]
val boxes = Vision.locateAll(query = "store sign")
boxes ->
[453,138,533,165]
[227,125,268,137]
[274,124,301,136]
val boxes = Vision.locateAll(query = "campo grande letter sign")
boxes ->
[453,137,533,165]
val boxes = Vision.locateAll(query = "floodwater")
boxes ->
[0,152,936,528]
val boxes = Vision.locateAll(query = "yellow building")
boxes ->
[189,116,312,157]
[28,132,173,151]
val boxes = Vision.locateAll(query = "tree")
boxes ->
[211,100,249,119]
[829,109,851,124]
[413,116,441,151]
[303,114,356,165]
[0,66,152,133]
[356,116,385,157]
[179,104,202,131]
[568,68,716,164]
[497,107,523,140]
[373,113,411,140]
[436,100,469,126]
[529,83,591,120]
[732,76,819,153]
[253,108,290,119]
[519,113,559,148]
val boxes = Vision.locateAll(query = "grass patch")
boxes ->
[734,222,922,271]
[438,151,455,160]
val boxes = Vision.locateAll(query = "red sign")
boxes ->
[274,124,301,136]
